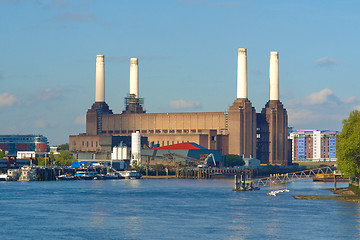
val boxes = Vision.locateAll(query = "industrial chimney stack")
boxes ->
[95,55,105,103]
[237,48,247,99]
[269,52,279,101]
[130,58,139,98]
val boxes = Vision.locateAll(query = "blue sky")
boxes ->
[0,0,359,145]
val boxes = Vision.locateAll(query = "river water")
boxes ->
[0,179,358,240]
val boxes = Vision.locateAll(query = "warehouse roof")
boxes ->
[153,142,206,150]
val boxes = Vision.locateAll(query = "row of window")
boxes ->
[72,141,99,148]
[101,129,204,134]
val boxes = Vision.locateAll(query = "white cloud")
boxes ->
[302,88,340,105]
[315,57,338,67]
[36,88,64,101]
[286,88,360,130]
[169,99,201,110]
[34,119,46,128]
[74,115,85,125]
[0,92,18,107]
[33,119,57,128]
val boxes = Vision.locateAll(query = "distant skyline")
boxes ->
[1,0,359,145]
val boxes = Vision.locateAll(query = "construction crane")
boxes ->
[197,153,216,168]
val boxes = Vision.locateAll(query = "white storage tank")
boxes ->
[131,131,141,166]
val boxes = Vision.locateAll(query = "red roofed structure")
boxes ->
[153,142,205,150]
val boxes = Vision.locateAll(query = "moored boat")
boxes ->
[75,169,98,180]
[312,174,348,182]
[121,170,141,179]
[56,174,75,181]
[0,173,8,181]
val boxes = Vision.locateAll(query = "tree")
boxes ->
[53,150,76,166]
[0,150,5,158]
[58,143,69,151]
[153,164,164,176]
[337,110,360,177]
[37,151,76,167]
[225,154,245,167]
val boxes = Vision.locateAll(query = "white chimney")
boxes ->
[95,55,105,102]
[269,51,279,101]
[130,58,139,98]
[237,48,247,99]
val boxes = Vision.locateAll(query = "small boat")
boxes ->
[121,170,141,179]
[267,189,290,196]
[56,174,75,181]
[104,172,124,180]
[0,173,8,181]
[75,169,98,180]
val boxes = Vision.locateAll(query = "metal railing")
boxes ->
[251,166,335,187]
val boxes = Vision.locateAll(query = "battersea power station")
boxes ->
[70,48,290,165]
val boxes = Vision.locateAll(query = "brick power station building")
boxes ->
[70,49,290,165]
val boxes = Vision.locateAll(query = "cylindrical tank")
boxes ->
[131,131,141,164]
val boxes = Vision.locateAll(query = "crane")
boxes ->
[197,153,216,168]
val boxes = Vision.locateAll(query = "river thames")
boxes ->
[0,179,358,239]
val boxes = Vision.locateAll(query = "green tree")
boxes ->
[225,154,245,167]
[37,157,46,166]
[0,150,5,158]
[53,150,76,166]
[58,143,69,151]
[337,110,360,177]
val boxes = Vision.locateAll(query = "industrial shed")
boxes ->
[141,142,223,167]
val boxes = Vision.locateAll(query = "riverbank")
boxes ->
[293,187,360,202]
[141,175,177,179]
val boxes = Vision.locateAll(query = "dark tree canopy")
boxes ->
[337,110,360,177]
[225,154,244,167]
[58,143,69,151]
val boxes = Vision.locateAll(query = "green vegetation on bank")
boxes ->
[337,110,360,177]
[38,150,76,166]
[224,154,244,167]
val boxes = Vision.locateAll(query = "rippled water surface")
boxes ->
[0,179,359,239]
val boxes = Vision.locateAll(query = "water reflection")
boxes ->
[90,211,107,228]
[123,216,142,238]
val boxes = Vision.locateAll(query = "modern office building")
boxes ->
[70,49,290,165]
[0,135,49,156]
[289,130,339,161]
